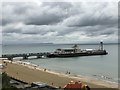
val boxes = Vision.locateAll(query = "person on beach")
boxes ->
[85,85,90,90]
[82,85,90,90]
[66,71,70,74]
[34,66,36,69]
[44,68,46,71]
[51,82,53,86]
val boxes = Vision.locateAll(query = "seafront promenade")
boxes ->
[1,59,118,89]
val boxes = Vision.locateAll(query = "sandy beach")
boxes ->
[1,59,118,89]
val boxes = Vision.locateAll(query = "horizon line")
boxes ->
[1,42,119,45]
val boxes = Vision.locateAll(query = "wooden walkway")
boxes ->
[2,52,51,60]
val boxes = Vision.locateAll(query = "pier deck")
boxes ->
[2,52,51,60]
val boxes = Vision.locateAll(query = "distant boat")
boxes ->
[47,42,108,58]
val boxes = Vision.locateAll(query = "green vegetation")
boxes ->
[0,74,2,90]
[2,72,18,90]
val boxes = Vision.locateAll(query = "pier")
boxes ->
[1,42,108,60]
[2,52,51,60]
[2,50,108,60]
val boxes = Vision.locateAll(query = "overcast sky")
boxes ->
[1,1,118,44]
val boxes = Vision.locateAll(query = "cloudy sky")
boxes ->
[1,1,118,44]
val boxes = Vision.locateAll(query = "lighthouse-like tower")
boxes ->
[100,41,103,50]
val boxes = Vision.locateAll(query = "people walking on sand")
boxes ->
[66,71,70,74]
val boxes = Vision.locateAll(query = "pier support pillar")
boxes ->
[37,56,41,58]
[23,56,28,59]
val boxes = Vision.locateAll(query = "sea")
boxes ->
[1,44,119,84]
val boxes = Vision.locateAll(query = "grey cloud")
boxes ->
[56,27,77,36]
[24,2,72,25]
[21,25,48,35]
[63,13,117,27]
[101,30,115,35]
[3,25,21,34]
[3,28,21,34]
[62,2,117,27]
[3,24,57,36]
[25,13,64,25]
[42,2,72,9]
[83,25,117,37]
[2,2,69,26]
[2,2,118,44]
[2,19,8,26]
[13,3,34,15]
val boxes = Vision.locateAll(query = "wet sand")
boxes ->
[2,59,118,88]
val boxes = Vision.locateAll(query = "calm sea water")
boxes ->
[2,44,118,83]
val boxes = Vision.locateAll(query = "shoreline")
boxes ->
[14,58,118,84]
[2,59,118,88]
